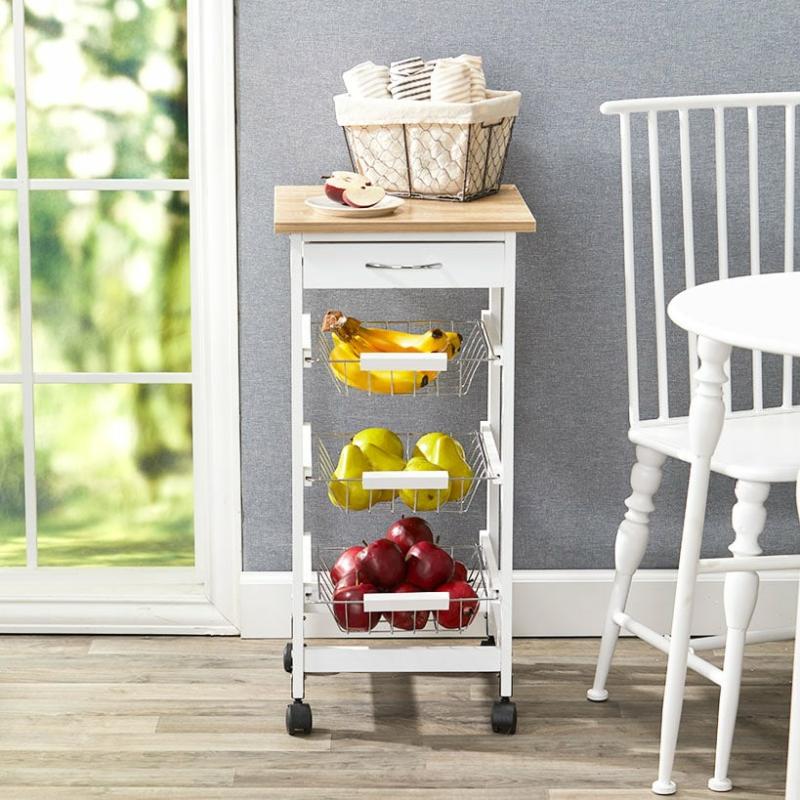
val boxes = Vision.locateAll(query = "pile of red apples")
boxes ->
[329,516,479,632]
[324,171,386,208]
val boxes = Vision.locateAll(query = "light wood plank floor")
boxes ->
[0,636,790,798]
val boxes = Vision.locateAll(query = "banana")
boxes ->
[328,338,437,395]
[322,310,462,359]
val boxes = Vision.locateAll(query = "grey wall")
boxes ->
[236,0,800,571]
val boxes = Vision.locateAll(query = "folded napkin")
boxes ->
[455,53,486,102]
[430,59,472,103]
[389,56,434,100]
[342,61,391,99]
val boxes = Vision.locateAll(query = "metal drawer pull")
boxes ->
[365,261,443,270]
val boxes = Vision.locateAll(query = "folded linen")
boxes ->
[343,61,391,99]
[455,54,486,102]
[430,60,471,103]
[389,57,434,100]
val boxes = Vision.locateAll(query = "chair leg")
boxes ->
[708,480,769,793]
[587,445,666,702]
[652,336,730,796]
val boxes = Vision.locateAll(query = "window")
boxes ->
[0,0,218,574]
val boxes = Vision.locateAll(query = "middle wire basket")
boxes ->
[313,429,497,514]
[315,318,496,398]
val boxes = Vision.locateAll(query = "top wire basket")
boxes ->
[334,90,521,201]
[316,318,496,398]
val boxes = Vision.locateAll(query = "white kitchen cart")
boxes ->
[274,185,535,736]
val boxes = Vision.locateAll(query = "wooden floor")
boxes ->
[0,636,790,798]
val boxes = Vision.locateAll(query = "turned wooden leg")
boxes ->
[588,445,666,702]
[653,336,731,796]
[708,480,769,792]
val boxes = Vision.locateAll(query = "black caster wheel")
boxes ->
[480,635,496,647]
[491,698,517,734]
[285,700,312,735]
[283,642,292,673]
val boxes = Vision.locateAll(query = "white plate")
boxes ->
[305,194,405,218]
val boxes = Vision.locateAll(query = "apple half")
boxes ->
[324,171,370,203]
[342,183,386,208]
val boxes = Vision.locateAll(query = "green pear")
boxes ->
[430,435,473,501]
[398,455,449,512]
[360,443,406,502]
[327,443,375,511]
[352,427,404,459]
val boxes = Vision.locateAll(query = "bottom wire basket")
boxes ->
[314,543,498,636]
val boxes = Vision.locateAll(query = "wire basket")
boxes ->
[314,543,497,636]
[316,318,496,397]
[334,90,521,201]
[314,429,496,514]
[343,118,515,201]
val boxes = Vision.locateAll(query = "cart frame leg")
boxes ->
[290,234,305,700]
[498,233,516,698]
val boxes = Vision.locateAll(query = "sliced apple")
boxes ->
[342,183,386,208]
[324,171,370,203]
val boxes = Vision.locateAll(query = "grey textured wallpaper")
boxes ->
[236,0,800,571]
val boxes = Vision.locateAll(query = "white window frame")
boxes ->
[0,0,241,634]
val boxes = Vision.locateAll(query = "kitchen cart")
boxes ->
[274,185,535,735]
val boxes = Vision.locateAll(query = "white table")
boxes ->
[668,272,800,798]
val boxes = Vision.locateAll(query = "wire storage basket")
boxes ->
[315,543,498,636]
[314,429,497,514]
[334,90,521,201]
[316,318,496,397]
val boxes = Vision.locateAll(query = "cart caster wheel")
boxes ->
[480,635,496,647]
[285,700,312,735]
[491,698,517,734]
[283,642,292,673]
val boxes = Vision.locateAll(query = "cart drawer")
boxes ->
[302,241,506,289]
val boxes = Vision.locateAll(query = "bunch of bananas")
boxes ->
[321,310,463,395]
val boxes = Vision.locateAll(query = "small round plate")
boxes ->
[305,194,405,218]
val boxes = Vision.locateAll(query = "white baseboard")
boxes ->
[238,569,799,639]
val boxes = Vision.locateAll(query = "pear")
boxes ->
[360,443,406,502]
[413,431,466,462]
[430,435,473,502]
[398,455,449,512]
[327,443,375,511]
[352,427,404,459]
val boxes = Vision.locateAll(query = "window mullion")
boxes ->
[11,0,36,568]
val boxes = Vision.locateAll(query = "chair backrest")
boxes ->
[602,92,800,426]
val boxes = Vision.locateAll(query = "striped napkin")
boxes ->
[342,61,391,99]
[430,59,471,103]
[389,57,434,101]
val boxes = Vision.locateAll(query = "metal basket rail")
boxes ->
[314,429,496,514]
[315,543,497,636]
[316,319,496,398]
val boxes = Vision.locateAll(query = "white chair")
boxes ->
[587,92,800,795]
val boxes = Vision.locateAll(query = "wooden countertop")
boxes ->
[273,184,536,234]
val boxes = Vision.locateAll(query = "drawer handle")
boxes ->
[365,261,443,271]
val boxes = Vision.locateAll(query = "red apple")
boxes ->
[332,581,380,631]
[435,580,479,629]
[330,545,364,584]
[383,582,429,631]
[333,571,361,592]
[356,539,406,589]
[323,171,367,203]
[405,541,454,590]
[452,560,468,582]
[385,516,434,555]
[342,183,386,208]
